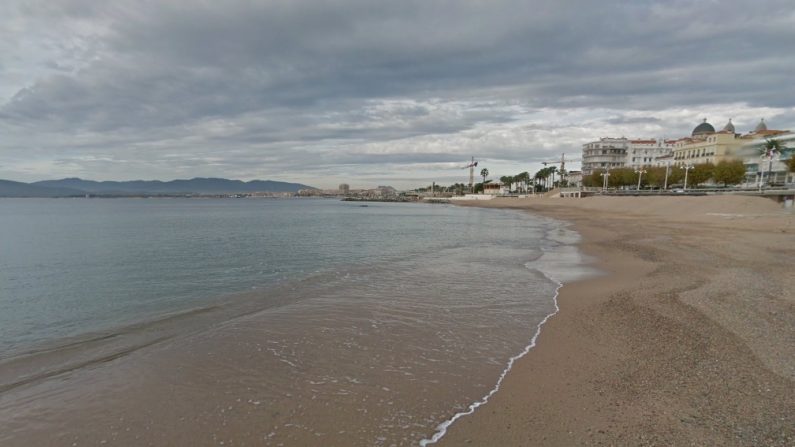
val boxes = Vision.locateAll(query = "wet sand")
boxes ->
[439,195,794,446]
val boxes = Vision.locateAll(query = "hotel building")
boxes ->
[626,139,675,169]
[581,137,673,175]
[581,137,630,175]
[671,118,791,167]
[671,119,744,166]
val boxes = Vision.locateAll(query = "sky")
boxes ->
[1,0,794,189]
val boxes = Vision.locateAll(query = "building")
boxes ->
[670,118,794,167]
[580,117,793,185]
[581,137,674,175]
[376,185,396,196]
[626,139,674,169]
[742,131,795,186]
[671,118,748,167]
[338,183,350,194]
[563,170,582,187]
[483,182,503,195]
[581,137,630,175]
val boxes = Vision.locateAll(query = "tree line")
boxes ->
[498,166,566,192]
[582,160,747,188]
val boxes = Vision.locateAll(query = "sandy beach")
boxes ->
[438,195,794,446]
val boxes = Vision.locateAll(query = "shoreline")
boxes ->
[0,200,574,447]
[438,195,794,446]
[419,277,566,447]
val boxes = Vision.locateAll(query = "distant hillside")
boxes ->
[0,180,85,198]
[29,178,316,195]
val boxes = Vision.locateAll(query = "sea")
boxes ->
[0,198,592,446]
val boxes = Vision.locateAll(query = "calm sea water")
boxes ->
[0,198,591,446]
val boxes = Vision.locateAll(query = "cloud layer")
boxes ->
[2,0,794,188]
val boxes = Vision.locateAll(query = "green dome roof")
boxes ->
[692,118,715,136]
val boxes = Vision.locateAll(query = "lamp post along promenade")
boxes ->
[681,164,694,191]
[762,141,780,188]
[635,169,647,191]
[600,170,611,191]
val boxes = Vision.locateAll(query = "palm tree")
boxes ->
[534,168,548,191]
[762,138,782,157]
[539,166,554,189]
[480,168,489,185]
[761,138,783,186]
[515,171,530,193]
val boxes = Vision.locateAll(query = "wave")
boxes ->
[418,219,596,446]
[418,277,563,446]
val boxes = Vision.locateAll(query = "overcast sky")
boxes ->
[2,0,794,189]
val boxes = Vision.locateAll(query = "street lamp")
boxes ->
[762,151,779,188]
[681,164,694,191]
[600,170,611,191]
[663,160,671,190]
[635,169,647,191]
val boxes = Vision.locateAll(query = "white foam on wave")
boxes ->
[417,277,563,446]
[418,220,596,446]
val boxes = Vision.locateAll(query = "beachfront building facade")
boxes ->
[580,118,792,185]
[671,118,792,168]
[671,119,746,167]
[563,170,582,187]
[582,137,674,175]
[742,131,795,186]
[483,182,504,195]
[581,137,629,175]
[626,139,675,169]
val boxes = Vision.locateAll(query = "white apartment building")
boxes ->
[581,137,629,175]
[626,139,675,169]
[582,137,673,175]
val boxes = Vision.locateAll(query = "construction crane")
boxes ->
[460,157,478,192]
[540,153,582,174]
[539,153,583,188]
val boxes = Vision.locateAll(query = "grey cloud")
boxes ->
[1,0,794,187]
[606,116,662,125]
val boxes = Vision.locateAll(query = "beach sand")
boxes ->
[437,195,794,446]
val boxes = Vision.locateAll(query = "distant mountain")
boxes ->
[29,178,316,195]
[0,179,85,198]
